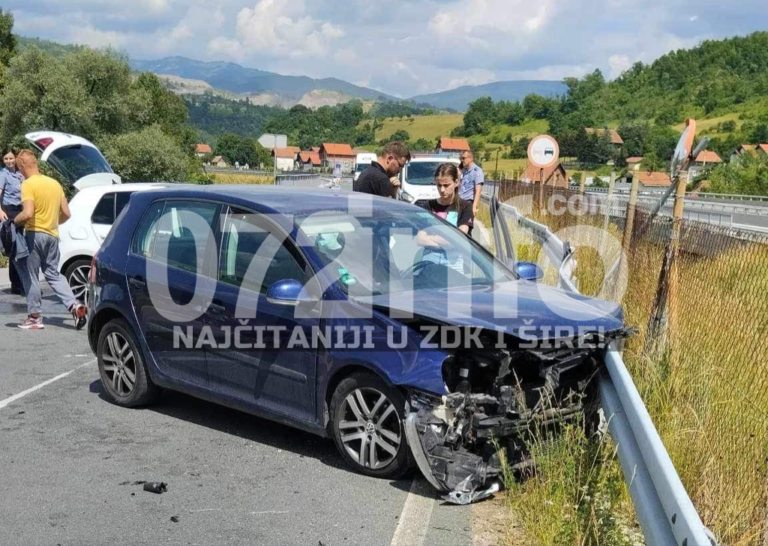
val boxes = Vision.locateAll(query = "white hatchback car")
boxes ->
[25,131,179,301]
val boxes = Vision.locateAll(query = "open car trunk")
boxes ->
[25,131,121,190]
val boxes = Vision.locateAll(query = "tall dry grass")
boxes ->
[485,183,768,545]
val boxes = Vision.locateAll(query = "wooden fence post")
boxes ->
[645,172,687,361]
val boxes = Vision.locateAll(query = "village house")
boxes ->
[585,128,624,150]
[626,156,644,171]
[688,150,723,179]
[273,146,302,171]
[730,144,768,163]
[297,151,322,171]
[195,144,212,158]
[210,155,228,168]
[521,162,568,187]
[628,171,671,189]
[319,143,356,173]
[436,137,471,155]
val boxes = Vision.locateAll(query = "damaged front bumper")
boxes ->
[404,329,632,504]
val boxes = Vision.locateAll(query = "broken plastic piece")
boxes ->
[443,477,500,505]
[143,482,168,494]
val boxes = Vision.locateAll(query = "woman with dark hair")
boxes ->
[0,146,26,295]
[417,163,473,274]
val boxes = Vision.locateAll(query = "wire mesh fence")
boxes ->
[489,179,768,545]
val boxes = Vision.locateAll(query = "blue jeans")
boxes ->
[18,231,78,315]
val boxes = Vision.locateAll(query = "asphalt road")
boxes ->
[0,281,473,546]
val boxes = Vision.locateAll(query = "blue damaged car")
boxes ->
[87,186,627,501]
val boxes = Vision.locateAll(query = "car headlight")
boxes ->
[401,191,416,203]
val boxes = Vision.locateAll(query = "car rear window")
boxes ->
[92,191,136,225]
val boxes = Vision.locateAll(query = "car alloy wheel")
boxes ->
[101,331,137,397]
[338,387,402,470]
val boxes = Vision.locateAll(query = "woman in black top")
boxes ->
[417,163,473,273]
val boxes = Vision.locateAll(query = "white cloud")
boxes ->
[447,69,497,90]
[231,0,343,58]
[608,55,632,78]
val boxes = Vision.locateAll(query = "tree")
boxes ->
[462,97,496,136]
[388,130,411,143]
[102,125,203,183]
[216,133,260,166]
[0,8,16,67]
[412,138,433,151]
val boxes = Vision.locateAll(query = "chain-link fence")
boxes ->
[488,180,768,545]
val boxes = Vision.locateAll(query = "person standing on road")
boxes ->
[0,147,26,295]
[459,150,484,235]
[353,142,410,198]
[13,150,86,330]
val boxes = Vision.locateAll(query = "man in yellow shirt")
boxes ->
[13,150,86,330]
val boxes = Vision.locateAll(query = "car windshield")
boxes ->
[404,162,449,186]
[296,208,514,297]
[46,145,114,185]
[355,163,370,173]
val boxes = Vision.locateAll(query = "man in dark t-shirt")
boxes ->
[353,142,411,198]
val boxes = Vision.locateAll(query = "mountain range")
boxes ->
[129,56,566,111]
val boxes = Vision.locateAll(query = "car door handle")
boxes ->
[128,276,146,289]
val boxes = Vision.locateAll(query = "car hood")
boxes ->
[355,280,624,340]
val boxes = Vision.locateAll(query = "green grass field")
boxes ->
[368,114,464,143]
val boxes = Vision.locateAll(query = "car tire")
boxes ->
[330,372,411,479]
[97,318,160,407]
[64,259,92,303]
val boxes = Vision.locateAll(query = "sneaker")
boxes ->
[71,303,87,330]
[19,316,44,330]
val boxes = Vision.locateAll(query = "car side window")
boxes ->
[152,201,219,274]
[219,207,305,294]
[131,201,165,258]
[91,193,116,225]
[114,192,134,219]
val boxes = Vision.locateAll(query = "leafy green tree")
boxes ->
[215,133,260,166]
[388,130,410,143]
[0,9,16,67]
[102,125,203,183]
[706,154,768,195]
[412,138,433,151]
[463,97,495,135]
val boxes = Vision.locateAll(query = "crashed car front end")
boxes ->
[403,328,631,504]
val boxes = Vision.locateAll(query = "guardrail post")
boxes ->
[646,171,687,361]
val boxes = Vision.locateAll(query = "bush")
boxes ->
[102,125,204,183]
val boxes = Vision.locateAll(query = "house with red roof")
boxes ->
[689,150,723,179]
[629,171,672,188]
[319,143,356,173]
[521,162,568,187]
[436,137,471,155]
[195,143,212,158]
[626,156,644,171]
[297,151,322,170]
[273,146,302,171]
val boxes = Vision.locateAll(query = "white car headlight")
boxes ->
[400,191,416,203]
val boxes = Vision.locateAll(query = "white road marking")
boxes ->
[390,478,437,546]
[0,359,96,410]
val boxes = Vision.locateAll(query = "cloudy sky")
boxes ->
[7,0,767,98]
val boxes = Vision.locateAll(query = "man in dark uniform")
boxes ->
[353,141,411,198]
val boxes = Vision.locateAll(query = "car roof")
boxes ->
[130,185,414,216]
[408,157,460,164]
[77,183,195,195]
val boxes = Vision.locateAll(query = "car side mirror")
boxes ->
[266,279,316,306]
[514,261,544,282]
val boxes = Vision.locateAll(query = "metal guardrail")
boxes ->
[486,194,718,546]
[584,185,768,203]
